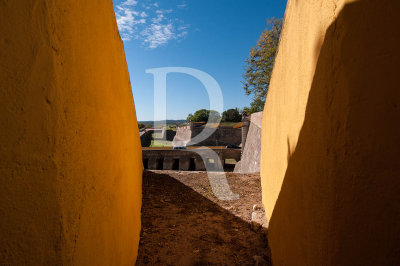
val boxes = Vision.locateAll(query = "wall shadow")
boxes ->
[140,129,176,147]
[136,171,270,266]
[189,127,242,147]
[268,1,400,265]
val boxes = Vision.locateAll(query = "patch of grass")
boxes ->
[225,159,237,165]
[150,140,173,147]
[165,126,178,131]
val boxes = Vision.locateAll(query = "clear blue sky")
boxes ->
[113,0,287,121]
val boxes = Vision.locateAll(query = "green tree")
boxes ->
[243,18,283,112]
[186,109,221,123]
[221,108,241,122]
[186,114,193,122]
[138,123,145,129]
[241,99,265,116]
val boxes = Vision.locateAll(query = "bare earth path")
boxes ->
[136,170,270,266]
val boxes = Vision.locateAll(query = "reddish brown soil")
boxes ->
[136,170,270,266]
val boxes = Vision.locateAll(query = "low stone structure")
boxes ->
[251,204,268,233]
[234,112,263,173]
[172,125,192,146]
[142,148,241,171]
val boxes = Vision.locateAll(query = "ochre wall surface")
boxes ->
[0,1,142,265]
[261,0,400,265]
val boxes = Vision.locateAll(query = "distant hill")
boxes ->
[138,120,187,127]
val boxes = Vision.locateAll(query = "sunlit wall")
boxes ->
[261,0,400,264]
[0,1,142,264]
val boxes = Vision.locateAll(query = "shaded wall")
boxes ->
[140,131,154,147]
[235,112,262,173]
[142,148,241,171]
[188,127,242,146]
[173,125,241,147]
[140,129,176,147]
[261,0,400,265]
[0,1,142,265]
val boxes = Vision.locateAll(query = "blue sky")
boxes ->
[113,0,287,121]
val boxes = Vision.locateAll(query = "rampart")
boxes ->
[142,148,241,171]
[173,124,242,147]
[234,112,262,173]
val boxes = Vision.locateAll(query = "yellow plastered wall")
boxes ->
[261,0,400,265]
[0,1,142,265]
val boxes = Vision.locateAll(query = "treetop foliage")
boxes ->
[221,108,241,122]
[243,18,283,114]
[186,109,221,123]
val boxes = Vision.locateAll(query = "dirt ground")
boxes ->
[136,170,270,266]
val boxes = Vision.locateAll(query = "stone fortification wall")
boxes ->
[173,127,241,147]
[234,112,262,173]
